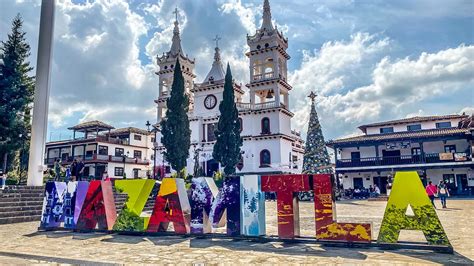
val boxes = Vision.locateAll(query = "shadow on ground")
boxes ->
[24,230,473,264]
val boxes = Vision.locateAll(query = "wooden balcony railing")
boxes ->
[336,152,472,168]
[45,154,150,166]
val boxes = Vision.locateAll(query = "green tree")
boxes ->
[303,92,332,174]
[0,14,34,175]
[212,64,242,176]
[160,59,191,178]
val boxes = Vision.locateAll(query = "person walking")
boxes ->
[54,158,62,181]
[425,181,438,208]
[76,157,85,181]
[70,159,78,182]
[438,180,450,208]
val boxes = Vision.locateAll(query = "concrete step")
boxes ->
[0,215,41,225]
[0,197,44,204]
[0,201,43,208]
[0,193,43,198]
[0,210,43,218]
[0,205,43,212]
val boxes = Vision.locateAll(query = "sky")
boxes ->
[1,0,473,143]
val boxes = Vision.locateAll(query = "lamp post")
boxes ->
[122,151,129,179]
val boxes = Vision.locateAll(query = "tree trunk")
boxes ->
[2,153,7,173]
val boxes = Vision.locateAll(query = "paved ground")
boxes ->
[0,199,473,264]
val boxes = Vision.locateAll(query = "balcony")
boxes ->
[45,154,150,166]
[336,152,472,168]
[236,101,285,111]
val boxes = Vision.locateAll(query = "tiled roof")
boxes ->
[358,114,468,132]
[108,127,150,136]
[326,127,469,147]
[68,120,114,131]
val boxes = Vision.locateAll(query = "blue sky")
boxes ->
[1,0,473,142]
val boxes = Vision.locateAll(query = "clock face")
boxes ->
[204,95,217,109]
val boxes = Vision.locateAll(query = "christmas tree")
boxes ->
[303,92,332,174]
[212,63,242,176]
[160,59,191,177]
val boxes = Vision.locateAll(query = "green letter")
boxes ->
[377,171,450,246]
[113,179,155,231]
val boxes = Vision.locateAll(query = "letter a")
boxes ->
[377,171,450,246]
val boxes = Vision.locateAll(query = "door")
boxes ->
[442,174,456,194]
[382,150,401,165]
[373,176,388,194]
[206,159,219,177]
[353,177,363,189]
[456,174,468,195]
[95,165,106,179]
[351,152,361,163]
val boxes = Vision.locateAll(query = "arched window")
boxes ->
[238,118,243,132]
[260,150,271,167]
[264,58,274,78]
[253,60,262,77]
[261,117,270,134]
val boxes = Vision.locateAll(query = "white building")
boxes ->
[326,114,474,196]
[154,0,304,177]
[45,121,153,179]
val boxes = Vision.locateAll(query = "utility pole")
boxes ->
[27,0,55,186]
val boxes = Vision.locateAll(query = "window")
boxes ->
[379,127,394,134]
[114,167,124,177]
[134,134,142,141]
[444,145,456,153]
[407,124,421,131]
[115,148,124,157]
[238,118,243,132]
[98,145,108,155]
[133,169,139,178]
[436,122,452,129]
[207,123,216,141]
[133,150,142,159]
[261,117,270,134]
[411,147,422,155]
[351,152,361,162]
[260,150,271,167]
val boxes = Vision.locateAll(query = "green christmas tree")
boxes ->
[303,92,332,174]
[0,14,34,175]
[212,64,242,176]
[160,59,191,178]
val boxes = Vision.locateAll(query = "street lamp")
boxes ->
[146,120,159,180]
[122,150,129,179]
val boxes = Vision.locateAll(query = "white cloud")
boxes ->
[219,0,257,34]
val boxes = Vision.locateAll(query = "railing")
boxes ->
[45,155,150,165]
[236,101,286,111]
[336,153,472,168]
[253,72,275,81]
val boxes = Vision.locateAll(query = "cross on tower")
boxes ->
[308,91,317,103]
[173,7,179,22]
[213,35,221,48]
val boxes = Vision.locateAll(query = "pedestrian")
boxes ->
[438,180,450,208]
[76,157,85,181]
[425,181,438,208]
[374,184,380,197]
[386,182,392,196]
[102,170,110,181]
[65,166,71,182]
[0,170,5,190]
[70,159,78,182]
[54,158,62,181]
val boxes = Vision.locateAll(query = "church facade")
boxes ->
[154,0,304,177]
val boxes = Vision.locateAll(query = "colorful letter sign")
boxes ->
[209,176,241,236]
[240,175,266,236]
[113,179,155,231]
[147,178,191,234]
[377,171,450,246]
[313,174,371,242]
[261,174,311,238]
[190,177,221,233]
[40,182,67,228]
[76,180,117,230]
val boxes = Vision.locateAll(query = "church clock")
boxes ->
[204,94,217,109]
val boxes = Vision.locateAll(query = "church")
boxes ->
[154,0,304,177]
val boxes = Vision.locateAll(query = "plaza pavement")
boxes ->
[0,199,473,264]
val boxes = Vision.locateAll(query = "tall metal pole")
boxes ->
[27,0,55,186]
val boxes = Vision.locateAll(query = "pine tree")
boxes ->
[0,14,35,175]
[212,64,242,176]
[303,92,332,174]
[160,59,191,177]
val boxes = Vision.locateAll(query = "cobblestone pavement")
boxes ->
[0,200,473,264]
